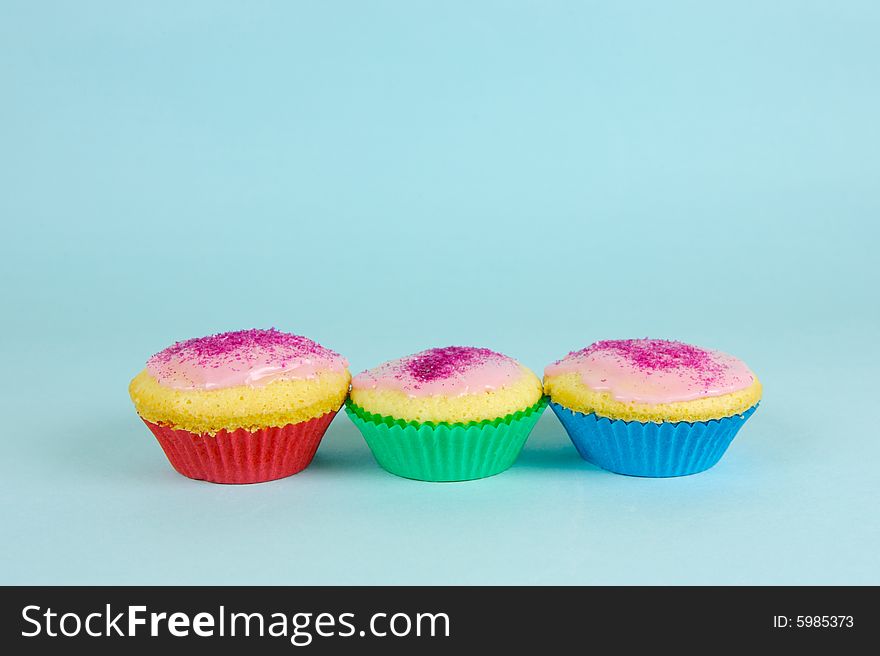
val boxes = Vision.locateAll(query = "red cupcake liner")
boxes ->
[141,410,338,484]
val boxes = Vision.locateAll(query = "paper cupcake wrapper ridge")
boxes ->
[346,397,548,482]
[550,401,758,477]
[142,410,338,484]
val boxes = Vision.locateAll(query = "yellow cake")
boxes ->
[544,339,762,477]
[130,368,350,435]
[346,346,547,482]
[544,339,761,423]
[128,328,351,484]
[350,360,542,424]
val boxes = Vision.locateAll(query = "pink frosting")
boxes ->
[352,346,525,397]
[544,339,755,404]
[146,328,348,391]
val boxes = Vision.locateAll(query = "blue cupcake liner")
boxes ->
[550,401,758,477]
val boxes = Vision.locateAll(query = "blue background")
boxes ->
[2,1,878,584]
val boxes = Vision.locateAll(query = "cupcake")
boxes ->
[347,346,546,481]
[544,339,762,477]
[129,328,350,484]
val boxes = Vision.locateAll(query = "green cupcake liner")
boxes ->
[345,397,548,482]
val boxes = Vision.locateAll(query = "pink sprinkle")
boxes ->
[398,346,502,384]
[149,328,338,369]
[567,339,725,384]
